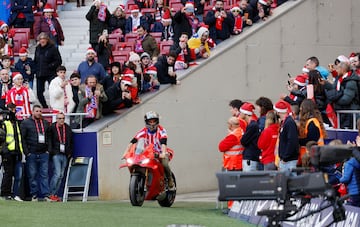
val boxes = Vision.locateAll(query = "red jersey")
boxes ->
[134,125,167,153]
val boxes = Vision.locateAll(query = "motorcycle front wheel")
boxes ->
[129,175,145,206]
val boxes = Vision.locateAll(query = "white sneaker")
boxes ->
[13,196,23,202]
[31,196,38,202]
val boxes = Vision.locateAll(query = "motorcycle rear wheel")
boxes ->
[158,172,176,207]
[129,175,145,206]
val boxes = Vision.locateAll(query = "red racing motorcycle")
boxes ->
[120,139,176,207]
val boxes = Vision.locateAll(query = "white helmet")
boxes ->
[144,111,159,131]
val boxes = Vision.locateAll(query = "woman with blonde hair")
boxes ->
[298,99,327,166]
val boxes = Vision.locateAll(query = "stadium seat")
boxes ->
[12,28,30,56]
[114,42,135,51]
[108,33,122,46]
[125,0,136,10]
[149,32,162,43]
[112,50,131,65]
[160,40,174,56]
[56,0,64,5]
[124,33,138,43]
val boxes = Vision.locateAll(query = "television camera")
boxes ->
[216,145,355,227]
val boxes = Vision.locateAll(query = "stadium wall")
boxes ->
[93,0,360,200]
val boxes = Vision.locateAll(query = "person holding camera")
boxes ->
[102,77,133,115]
[76,75,107,128]
[204,0,234,44]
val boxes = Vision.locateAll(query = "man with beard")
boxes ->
[77,47,106,83]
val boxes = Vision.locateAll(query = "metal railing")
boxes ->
[335,110,360,131]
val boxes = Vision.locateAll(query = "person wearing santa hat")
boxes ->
[102,76,133,115]
[274,99,299,172]
[204,0,234,44]
[86,0,111,49]
[151,7,174,41]
[108,4,126,34]
[349,52,360,74]
[172,2,198,43]
[142,65,160,93]
[239,102,261,172]
[125,5,149,34]
[281,73,307,107]
[171,32,191,70]
[34,32,62,108]
[14,47,35,89]
[188,25,212,59]
[6,73,35,120]
[77,47,106,83]
[8,0,34,28]
[230,4,243,35]
[0,21,15,62]
[34,3,65,47]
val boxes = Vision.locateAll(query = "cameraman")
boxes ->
[204,0,234,44]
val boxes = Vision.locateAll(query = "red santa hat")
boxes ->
[240,102,255,116]
[12,73,23,81]
[336,55,350,64]
[162,8,172,23]
[116,4,125,11]
[274,100,291,114]
[144,66,157,75]
[19,47,28,57]
[123,68,135,78]
[130,5,139,13]
[294,74,307,87]
[258,0,269,5]
[121,76,132,85]
[43,3,54,13]
[0,20,8,30]
[86,47,96,55]
[231,4,241,12]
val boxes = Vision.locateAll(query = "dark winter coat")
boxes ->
[34,42,62,79]
[14,57,35,82]
[241,120,261,162]
[33,16,65,45]
[20,117,50,155]
[204,10,234,42]
[9,0,34,25]
[155,55,177,84]
[278,115,299,162]
[108,14,126,34]
[173,11,193,43]
[48,122,73,157]
[86,5,111,44]
[102,81,132,115]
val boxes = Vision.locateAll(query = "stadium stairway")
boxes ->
[57,0,123,73]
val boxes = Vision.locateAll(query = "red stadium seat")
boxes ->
[12,28,30,56]
[159,40,174,56]
[124,33,138,43]
[56,0,64,5]
[112,50,131,65]
[114,42,135,51]
[149,32,162,43]
[108,33,122,46]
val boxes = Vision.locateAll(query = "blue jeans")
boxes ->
[279,160,297,174]
[26,153,50,198]
[242,160,260,172]
[50,154,68,195]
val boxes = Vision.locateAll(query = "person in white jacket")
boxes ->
[49,66,75,115]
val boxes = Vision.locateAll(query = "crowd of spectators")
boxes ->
[218,52,360,211]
